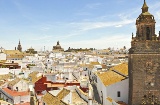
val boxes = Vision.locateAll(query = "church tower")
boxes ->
[17,40,22,52]
[129,0,160,105]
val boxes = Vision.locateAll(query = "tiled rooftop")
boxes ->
[42,88,70,105]
[2,88,29,96]
[109,63,128,76]
[28,71,42,83]
[97,70,125,86]
[8,78,20,86]
[0,73,13,80]
[4,50,22,54]
[72,91,87,104]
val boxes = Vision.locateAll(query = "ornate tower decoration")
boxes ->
[17,40,22,52]
[128,0,160,105]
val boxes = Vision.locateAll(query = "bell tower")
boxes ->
[17,40,22,52]
[136,0,156,41]
[129,0,160,105]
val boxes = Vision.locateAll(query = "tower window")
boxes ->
[146,27,150,40]
[117,91,121,97]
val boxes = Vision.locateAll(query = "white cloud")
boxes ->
[70,18,134,31]
[115,25,122,27]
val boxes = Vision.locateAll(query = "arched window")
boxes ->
[146,27,150,40]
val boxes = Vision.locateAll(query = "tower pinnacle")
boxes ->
[19,39,21,44]
[142,0,148,13]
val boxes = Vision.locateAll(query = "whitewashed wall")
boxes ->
[0,68,10,75]
[107,78,129,104]
[0,53,6,60]
[12,80,29,92]
[13,95,30,104]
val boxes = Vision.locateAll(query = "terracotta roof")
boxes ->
[2,88,29,96]
[90,62,100,65]
[0,73,13,80]
[42,88,70,105]
[7,55,24,59]
[72,91,87,104]
[109,63,128,76]
[79,62,100,69]
[4,50,22,55]
[0,60,7,63]
[97,70,125,86]
[28,71,38,77]
[8,78,20,86]
[42,92,59,105]
[28,71,42,83]
[57,88,70,100]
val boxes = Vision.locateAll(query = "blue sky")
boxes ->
[0,0,160,51]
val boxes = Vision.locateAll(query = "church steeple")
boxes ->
[19,40,21,45]
[17,40,22,52]
[142,0,148,13]
[129,1,160,105]
[134,0,156,41]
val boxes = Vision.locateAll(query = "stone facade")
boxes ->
[128,0,160,105]
[129,54,160,105]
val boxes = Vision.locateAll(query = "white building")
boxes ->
[8,78,29,92]
[0,53,6,60]
[0,68,10,75]
[95,63,128,105]
[0,88,30,104]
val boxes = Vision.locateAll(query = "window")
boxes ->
[117,91,121,97]
[146,27,150,40]
[16,87,18,91]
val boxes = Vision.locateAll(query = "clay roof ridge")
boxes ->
[112,70,128,78]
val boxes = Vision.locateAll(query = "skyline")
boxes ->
[0,0,160,51]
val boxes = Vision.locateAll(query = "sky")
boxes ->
[0,0,160,51]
